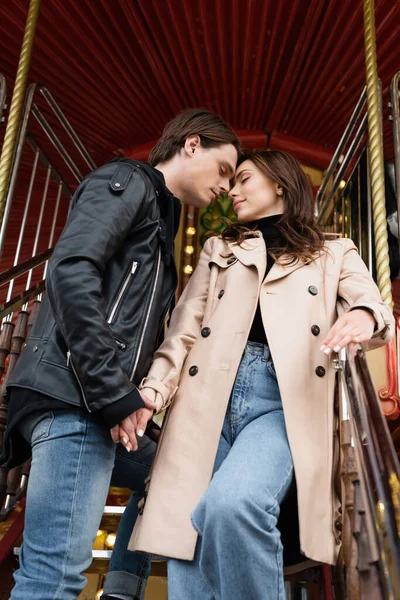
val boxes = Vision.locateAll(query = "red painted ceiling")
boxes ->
[1,0,399,165]
[0,0,400,303]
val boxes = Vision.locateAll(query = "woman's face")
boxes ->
[229,159,284,222]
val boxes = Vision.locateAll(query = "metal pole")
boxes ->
[42,182,62,280]
[0,75,7,122]
[389,73,400,246]
[366,146,373,275]
[5,148,40,307]
[317,87,367,204]
[363,0,392,305]
[0,0,41,231]
[25,164,51,292]
[0,84,37,256]
[40,87,96,171]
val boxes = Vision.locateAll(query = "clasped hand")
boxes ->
[110,391,156,452]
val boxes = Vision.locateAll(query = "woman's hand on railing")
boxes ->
[320,308,376,355]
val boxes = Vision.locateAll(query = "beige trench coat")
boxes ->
[129,234,394,565]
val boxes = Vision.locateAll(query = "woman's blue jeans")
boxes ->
[168,341,294,600]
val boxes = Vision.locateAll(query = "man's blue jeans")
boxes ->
[10,409,154,600]
[168,341,294,600]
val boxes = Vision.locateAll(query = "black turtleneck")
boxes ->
[248,214,284,344]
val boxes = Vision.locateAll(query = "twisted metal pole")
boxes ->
[0,0,41,231]
[363,0,392,305]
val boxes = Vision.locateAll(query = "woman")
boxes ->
[129,150,394,599]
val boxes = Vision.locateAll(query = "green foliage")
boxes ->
[199,193,237,247]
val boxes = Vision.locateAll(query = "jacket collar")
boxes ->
[227,233,309,284]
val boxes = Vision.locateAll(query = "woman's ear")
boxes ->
[277,186,283,196]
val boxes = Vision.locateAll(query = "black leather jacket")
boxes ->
[7,159,181,427]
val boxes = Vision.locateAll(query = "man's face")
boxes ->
[180,142,238,208]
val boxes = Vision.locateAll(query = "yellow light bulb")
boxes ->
[105,533,116,548]
[186,226,196,236]
[185,245,194,255]
[183,265,193,275]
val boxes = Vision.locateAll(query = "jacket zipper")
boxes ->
[130,247,161,381]
[66,259,139,411]
[107,261,139,324]
[66,350,91,413]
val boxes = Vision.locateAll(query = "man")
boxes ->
[1,108,240,600]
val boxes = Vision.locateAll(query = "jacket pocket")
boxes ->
[107,260,140,324]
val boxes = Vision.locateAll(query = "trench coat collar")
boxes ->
[227,232,310,284]
[227,233,265,280]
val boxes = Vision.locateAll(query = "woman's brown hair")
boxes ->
[222,150,325,264]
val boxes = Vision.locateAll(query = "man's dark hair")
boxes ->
[148,108,241,166]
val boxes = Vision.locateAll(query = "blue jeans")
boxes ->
[103,442,154,598]
[11,409,154,600]
[168,341,294,600]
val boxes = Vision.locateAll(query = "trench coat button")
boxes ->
[218,289,225,299]
[201,327,211,338]
[308,285,318,296]
[227,257,236,264]
[311,325,320,336]
[189,366,199,376]
[315,366,326,377]
[33,345,38,352]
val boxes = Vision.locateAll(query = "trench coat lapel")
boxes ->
[228,234,310,285]
[228,235,266,282]
[264,257,309,284]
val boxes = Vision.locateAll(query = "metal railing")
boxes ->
[0,75,7,125]
[317,86,369,227]
[389,72,400,243]
[0,83,96,258]
[336,345,400,599]
[0,83,95,519]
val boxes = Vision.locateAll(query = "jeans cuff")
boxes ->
[103,570,145,600]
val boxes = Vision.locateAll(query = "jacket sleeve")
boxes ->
[337,238,395,350]
[46,163,147,425]
[139,237,213,412]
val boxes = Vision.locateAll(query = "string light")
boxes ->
[186,226,196,236]
[185,245,194,255]
[183,265,193,275]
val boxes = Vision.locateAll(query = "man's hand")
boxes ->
[110,392,157,452]
[320,308,376,355]
[135,390,158,439]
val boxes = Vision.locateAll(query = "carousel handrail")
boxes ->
[317,86,367,205]
[317,114,368,226]
[341,343,400,598]
[0,279,45,320]
[389,72,400,244]
[0,74,7,123]
[31,100,82,182]
[0,83,37,256]
[38,86,96,172]
[0,82,93,256]
[0,248,53,288]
